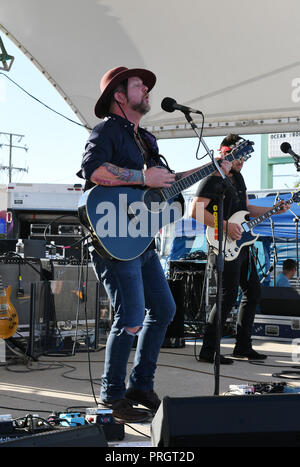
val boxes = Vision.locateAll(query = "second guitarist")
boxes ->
[191,133,290,363]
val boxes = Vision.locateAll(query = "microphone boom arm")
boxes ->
[184,112,227,180]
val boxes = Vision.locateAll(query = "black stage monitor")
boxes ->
[260,286,300,316]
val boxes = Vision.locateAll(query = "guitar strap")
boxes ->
[135,128,173,171]
[133,131,149,169]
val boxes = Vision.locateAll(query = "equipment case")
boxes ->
[252,314,300,342]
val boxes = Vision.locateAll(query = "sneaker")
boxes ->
[125,388,161,413]
[100,398,151,423]
[232,348,267,360]
[199,350,233,365]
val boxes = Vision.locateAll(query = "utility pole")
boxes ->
[0,132,28,182]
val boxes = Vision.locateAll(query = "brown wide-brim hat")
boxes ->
[94,66,156,118]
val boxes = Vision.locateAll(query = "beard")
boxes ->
[132,97,150,115]
[230,167,239,174]
[230,163,243,174]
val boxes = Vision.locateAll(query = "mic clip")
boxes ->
[292,155,300,172]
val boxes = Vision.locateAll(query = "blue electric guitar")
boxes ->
[78,140,254,260]
[206,190,300,261]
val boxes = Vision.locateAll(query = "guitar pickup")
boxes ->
[241,222,250,232]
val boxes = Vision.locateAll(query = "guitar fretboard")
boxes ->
[161,151,245,201]
[245,198,293,230]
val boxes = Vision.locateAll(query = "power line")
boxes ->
[0,132,28,182]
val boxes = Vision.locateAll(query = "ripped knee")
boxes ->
[124,326,142,336]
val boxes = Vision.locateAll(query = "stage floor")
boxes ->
[0,337,300,447]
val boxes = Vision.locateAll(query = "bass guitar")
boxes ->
[0,276,19,339]
[206,191,300,261]
[78,139,254,261]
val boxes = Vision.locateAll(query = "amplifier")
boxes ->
[50,261,111,345]
[169,259,206,277]
[259,286,300,317]
[169,260,207,325]
[0,239,18,255]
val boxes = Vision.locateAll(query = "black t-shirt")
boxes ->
[195,172,248,220]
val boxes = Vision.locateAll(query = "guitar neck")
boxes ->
[245,198,293,230]
[161,153,237,200]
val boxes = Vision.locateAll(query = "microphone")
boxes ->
[161,97,202,115]
[280,141,300,171]
[280,142,300,159]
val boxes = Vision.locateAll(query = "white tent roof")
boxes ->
[1,0,300,138]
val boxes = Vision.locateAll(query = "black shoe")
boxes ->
[232,348,267,360]
[199,350,233,365]
[125,388,161,413]
[100,398,151,422]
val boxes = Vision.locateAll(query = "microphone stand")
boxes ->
[289,208,300,283]
[183,112,229,396]
[294,216,299,282]
[270,219,278,286]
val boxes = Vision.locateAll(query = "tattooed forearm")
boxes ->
[90,162,144,186]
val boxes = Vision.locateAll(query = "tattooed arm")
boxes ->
[90,163,175,188]
[90,162,144,186]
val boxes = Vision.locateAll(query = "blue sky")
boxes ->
[0,36,298,191]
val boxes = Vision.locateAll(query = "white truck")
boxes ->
[0,182,83,237]
[0,182,84,259]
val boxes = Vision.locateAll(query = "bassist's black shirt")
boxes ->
[195,172,248,220]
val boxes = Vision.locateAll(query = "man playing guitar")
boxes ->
[77,66,232,421]
[190,133,290,363]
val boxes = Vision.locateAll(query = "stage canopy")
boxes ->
[1,0,300,138]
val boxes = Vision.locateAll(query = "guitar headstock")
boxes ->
[227,139,255,163]
[242,153,252,162]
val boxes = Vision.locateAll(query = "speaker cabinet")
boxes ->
[260,286,300,316]
[0,424,107,447]
[51,261,111,325]
[151,394,300,447]
[46,261,111,351]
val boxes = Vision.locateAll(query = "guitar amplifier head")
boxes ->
[169,260,206,279]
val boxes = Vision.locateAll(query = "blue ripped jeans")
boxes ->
[91,248,176,403]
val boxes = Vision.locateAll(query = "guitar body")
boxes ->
[0,284,19,339]
[78,185,185,261]
[206,210,258,261]
[77,140,255,261]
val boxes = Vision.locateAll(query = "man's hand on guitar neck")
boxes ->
[275,199,291,214]
[144,166,176,188]
[227,201,290,241]
[247,198,290,218]
[212,157,232,177]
